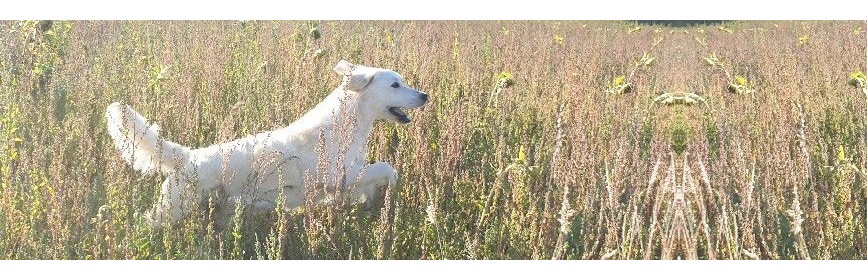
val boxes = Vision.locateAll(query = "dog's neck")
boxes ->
[296,86,377,162]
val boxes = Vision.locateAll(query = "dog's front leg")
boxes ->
[347,162,397,208]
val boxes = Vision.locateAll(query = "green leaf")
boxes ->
[32,63,52,76]
[684,92,706,103]
[704,53,721,66]
[157,66,170,80]
[635,52,655,67]
[837,145,847,164]
[313,48,327,59]
[309,27,321,39]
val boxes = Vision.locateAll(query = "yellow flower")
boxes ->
[612,75,626,86]
[798,34,809,45]
[552,34,565,45]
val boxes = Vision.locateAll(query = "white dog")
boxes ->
[106,60,428,228]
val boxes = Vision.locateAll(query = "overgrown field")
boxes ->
[0,21,865,259]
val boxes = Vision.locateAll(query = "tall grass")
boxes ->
[0,20,865,259]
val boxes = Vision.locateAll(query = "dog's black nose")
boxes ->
[420,93,429,102]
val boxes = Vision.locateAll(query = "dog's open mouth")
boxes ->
[388,107,411,124]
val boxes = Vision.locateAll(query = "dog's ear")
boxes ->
[347,71,376,91]
[335,60,375,91]
[333,60,355,76]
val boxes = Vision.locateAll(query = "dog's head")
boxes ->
[333,60,428,124]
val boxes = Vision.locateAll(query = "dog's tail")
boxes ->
[105,102,191,175]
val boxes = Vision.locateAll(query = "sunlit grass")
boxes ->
[0,20,865,259]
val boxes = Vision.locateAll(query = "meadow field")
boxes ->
[0,20,865,260]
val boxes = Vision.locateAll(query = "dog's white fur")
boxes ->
[106,60,428,228]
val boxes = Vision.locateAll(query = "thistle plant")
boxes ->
[654,92,706,106]
[727,75,756,95]
[633,51,656,70]
[703,52,724,68]
[606,51,656,95]
[704,53,756,95]
[488,71,516,107]
[820,145,867,179]
[606,75,633,95]
[847,71,866,93]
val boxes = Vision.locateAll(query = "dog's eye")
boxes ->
[391,82,399,88]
